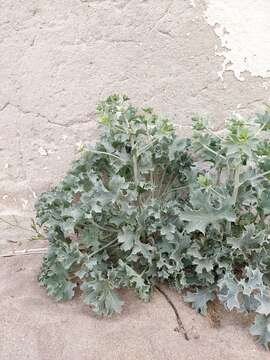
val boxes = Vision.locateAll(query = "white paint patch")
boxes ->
[205,0,270,80]
[38,147,48,156]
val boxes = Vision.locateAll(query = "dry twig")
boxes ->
[155,286,189,341]
[0,247,48,258]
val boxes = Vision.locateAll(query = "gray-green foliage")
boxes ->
[36,95,270,349]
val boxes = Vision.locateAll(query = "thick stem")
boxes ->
[216,168,222,186]
[89,238,117,258]
[130,135,139,186]
[132,153,139,185]
[145,124,155,198]
[232,165,241,205]
[226,164,240,234]
[150,171,154,198]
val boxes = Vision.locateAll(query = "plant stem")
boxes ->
[150,171,154,198]
[140,266,149,276]
[200,144,226,161]
[227,164,240,235]
[90,219,118,233]
[0,217,33,232]
[89,238,117,258]
[165,184,189,195]
[1,247,48,258]
[155,286,189,341]
[144,125,156,197]
[216,168,222,186]
[133,153,139,185]
[209,187,226,200]
[255,122,266,137]
[205,128,223,141]
[89,149,123,162]
[158,166,168,197]
[131,136,139,186]
[137,139,158,156]
[240,170,270,186]
[161,174,177,199]
[232,165,240,205]
[114,125,126,133]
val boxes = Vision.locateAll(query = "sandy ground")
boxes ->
[0,218,269,360]
[1,248,269,360]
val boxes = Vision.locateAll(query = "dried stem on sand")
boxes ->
[0,247,48,258]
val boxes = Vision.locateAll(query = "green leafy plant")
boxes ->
[36,95,270,349]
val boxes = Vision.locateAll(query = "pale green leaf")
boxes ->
[184,288,215,315]
[250,314,270,350]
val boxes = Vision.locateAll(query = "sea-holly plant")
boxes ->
[36,95,270,349]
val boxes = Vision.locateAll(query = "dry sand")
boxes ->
[0,236,269,360]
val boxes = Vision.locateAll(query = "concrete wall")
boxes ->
[1,0,269,220]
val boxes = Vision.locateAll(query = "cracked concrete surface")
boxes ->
[1,0,269,219]
[0,1,270,359]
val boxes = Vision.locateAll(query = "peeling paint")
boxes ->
[38,147,48,157]
[205,0,270,80]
